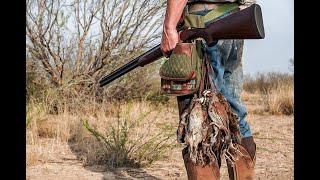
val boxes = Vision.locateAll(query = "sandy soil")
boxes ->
[27,96,294,180]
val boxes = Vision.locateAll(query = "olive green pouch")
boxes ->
[159,41,203,96]
[159,10,207,96]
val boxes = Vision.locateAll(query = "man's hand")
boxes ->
[161,27,179,57]
[160,0,187,57]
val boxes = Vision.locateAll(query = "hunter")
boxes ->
[161,0,257,179]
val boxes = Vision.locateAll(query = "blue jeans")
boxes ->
[177,9,252,138]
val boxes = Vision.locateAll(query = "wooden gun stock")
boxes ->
[179,3,264,43]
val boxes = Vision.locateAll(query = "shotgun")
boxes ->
[99,4,264,87]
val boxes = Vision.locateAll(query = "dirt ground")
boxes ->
[27,96,294,180]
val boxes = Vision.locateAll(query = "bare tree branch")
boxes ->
[27,0,165,93]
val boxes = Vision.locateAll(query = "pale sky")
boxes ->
[242,0,294,74]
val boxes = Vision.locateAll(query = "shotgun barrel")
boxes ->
[99,45,163,87]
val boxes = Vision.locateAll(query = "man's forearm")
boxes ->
[164,0,188,29]
[161,0,187,54]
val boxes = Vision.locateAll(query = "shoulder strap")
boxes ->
[184,3,239,29]
[202,3,239,24]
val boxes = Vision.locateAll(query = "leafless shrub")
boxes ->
[243,72,293,94]
[26,0,165,100]
[243,72,294,115]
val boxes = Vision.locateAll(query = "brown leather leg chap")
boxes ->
[182,148,220,180]
[227,136,256,180]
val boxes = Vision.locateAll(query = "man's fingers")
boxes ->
[160,43,168,55]
[161,46,170,57]
[161,44,175,57]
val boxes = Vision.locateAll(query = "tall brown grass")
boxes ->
[263,84,294,115]
[26,92,177,168]
[243,72,294,115]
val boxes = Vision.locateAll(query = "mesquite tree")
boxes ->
[26,0,165,99]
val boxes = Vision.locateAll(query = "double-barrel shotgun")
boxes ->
[99,4,264,87]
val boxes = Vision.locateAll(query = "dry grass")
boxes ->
[26,71,294,179]
[262,84,294,115]
[27,99,177,168]
[26,149,39,166]
[243,72,293,94]
[26,109,294,180]
[243,72,294,115]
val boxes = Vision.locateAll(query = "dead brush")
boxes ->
[27,99,177,168]
[243,72,293,115]
[26,66,178,168]
[26,99,47,145]
[262,84,294,115]
[243,72,293,94]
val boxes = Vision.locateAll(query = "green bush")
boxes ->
[82,104,176,167]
